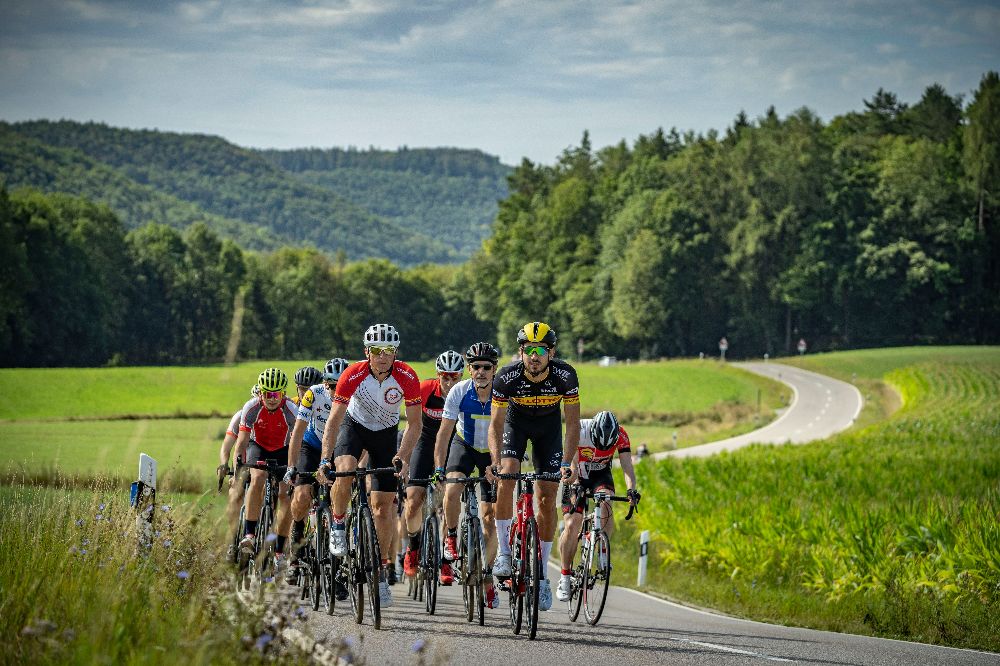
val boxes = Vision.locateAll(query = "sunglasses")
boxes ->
[470,363,494,371]
[439,372,461,380]
[263,390,283,400]
[522,345,549,357]
[368,345,397,356]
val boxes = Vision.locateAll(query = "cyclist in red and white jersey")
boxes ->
[218,385,259,526]
[401,350,464,583]
[555,410,639,602]
[318,324,422,609]
[233,368,299,566]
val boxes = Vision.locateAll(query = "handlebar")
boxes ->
[443,475,491,484]
[494,471,563,482]
[566,483,640,520]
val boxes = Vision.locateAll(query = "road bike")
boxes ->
[288,471,337,614]
[405,477,441,614]
[444,475,491,625]
[565,484,637,625]
[495,470,562,640]
[232,459,287,595]
[326,464,398,630]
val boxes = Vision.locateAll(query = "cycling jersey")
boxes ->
[492,358,580,421]
[296,383,334,450]
[576,419,631,479]
[226,409,242,438]
[239,396,297,452]
[333,360,422,430]
[442,378,492,452]
[419,378,446,440]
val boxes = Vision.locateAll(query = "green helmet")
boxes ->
[257,367,288,393]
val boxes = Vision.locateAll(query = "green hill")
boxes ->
[0,120,510,264]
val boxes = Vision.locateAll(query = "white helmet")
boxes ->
[324,358,349,382]
[363,323,400,347]
[435,350,466,373]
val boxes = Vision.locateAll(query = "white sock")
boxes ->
[496,519,512,556]
[540,540,552,577]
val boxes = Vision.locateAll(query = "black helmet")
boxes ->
[465,342,500,365]
[589,411,620,448]
[516,321,556,347]
[294,366,323,387]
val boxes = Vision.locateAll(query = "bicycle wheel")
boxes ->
[346,512,364,624]
[508,529,523,635]
[524,518,541,640]
[230,503,246,565]
[583,531,611,625]
[568,524,586,622]
[359,506,383,629]
[460,518,473,622]
[423,513,439,614]
[470,517,486,626]
[312,510,327,611]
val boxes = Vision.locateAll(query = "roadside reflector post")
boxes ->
[638,530,650,586]
[130,453,157,552]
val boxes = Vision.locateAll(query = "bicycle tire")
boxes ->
[525,518,541,640]
[568,522,587,622]
[312,508,326,611]
[347,512,363,624]
[359,505,383,629]
[471,517,486,626]
[461,518,473,622]
[317,506,336,615]
[423,513,439,615]
[584,530,611,625]
[508,528,523,635]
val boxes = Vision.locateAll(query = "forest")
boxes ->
[0,72,997,366]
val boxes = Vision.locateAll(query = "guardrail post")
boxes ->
[638,530,650,586]
[130,453,157,552]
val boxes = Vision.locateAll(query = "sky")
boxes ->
[1,0,998,166]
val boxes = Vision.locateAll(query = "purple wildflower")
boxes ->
[177,570,190,580]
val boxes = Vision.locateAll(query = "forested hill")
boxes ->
[257,147,511,257]
[0,120,510,264]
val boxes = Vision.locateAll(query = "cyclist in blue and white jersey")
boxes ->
[284,358,350,584]
[434,342,503,608]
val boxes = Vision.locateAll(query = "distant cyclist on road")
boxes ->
[233,368,298,568]
[317,324,423,609]
[401,350,465,584]
[434,341,503,607]
[555,410,639,602]
[486,322,581,612]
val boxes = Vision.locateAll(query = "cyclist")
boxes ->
[555,410,640,602]
[219,385,259,533]
[284,358,349,589]
[401,350,465,583]
[486,321,581,611]
[434,341,503,607]
[292,366,323,406]
[317,324,423,609]
[233,368,299,568]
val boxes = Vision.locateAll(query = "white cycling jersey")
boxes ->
[297,383,333,449]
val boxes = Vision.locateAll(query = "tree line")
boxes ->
[472,74,1000,359]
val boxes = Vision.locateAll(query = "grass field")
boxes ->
[610,346,1000,652]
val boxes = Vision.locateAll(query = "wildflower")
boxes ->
[294,606,308,619]
[177,570,190,580]
[412,639,426,652]
[96,514,103,521]
[98,503,106,511]
[69,546,78,555]
[161,504,171,512]
[255,632,273,651]
[81,538,90,547]
[163,539,173,549]
[75,519,85,527]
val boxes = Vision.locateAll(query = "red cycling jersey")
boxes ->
[239,396,297,452]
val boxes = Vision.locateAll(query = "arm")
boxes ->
[561,400,581,479]
[287,418,308,472]
[486,403,507,480]
[233,429,250,465]
[618,450,637,491]
[320,402,348,461]
[395,404,423,475]
[434,418,457,470]
[219,433,237,467]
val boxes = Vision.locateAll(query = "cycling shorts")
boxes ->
[247,441,290,468]
[294,444,323,487]
[500,411,563,475]
[406,432,437,488]
[333,413,399,493]
[562,466,615,515]
[446,441,497,503]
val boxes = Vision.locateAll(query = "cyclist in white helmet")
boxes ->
[401,350,465,585]
[318,324,423,609]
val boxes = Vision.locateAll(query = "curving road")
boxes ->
[293,364,996,664]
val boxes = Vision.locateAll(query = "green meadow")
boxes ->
[612,346,1000,652]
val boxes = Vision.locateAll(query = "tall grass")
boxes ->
[0,481,320,665]
[610,354,1000,652]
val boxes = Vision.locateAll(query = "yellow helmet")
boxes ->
[517,321,556,346]
[257,367,288,393]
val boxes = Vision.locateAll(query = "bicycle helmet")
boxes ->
[324,357,349,382]
[589,411,620,448]
[435,350,466,373]
[363,323,401,347]
[257,367,288,393]
[465,342,500,365]
[250,384,261,398]
[516,321,557,347]
[294,366,323,387]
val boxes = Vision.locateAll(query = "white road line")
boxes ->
[669,637,794,662]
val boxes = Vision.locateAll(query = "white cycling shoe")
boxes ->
[329,527,347,557]
[538,579,553,611]
[555,574,572,602]
[492,553,512,577]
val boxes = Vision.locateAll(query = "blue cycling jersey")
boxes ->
[442,378,492,452]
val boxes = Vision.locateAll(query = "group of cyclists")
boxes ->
[218,320,639,620]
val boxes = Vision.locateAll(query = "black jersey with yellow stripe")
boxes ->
[491,358,580,421]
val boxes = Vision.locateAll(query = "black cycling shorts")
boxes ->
[294,443,323,487]
[500,411,563,475]
[445,439,497,503]
[333,413,399,492]
[247,442,289,468]
[406,433,437,488]
[562,466,615,515]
